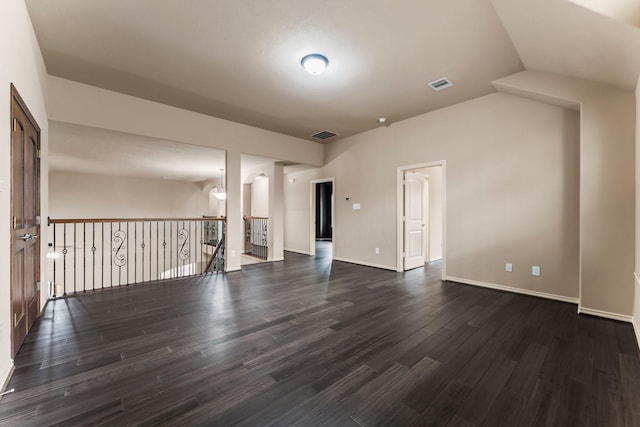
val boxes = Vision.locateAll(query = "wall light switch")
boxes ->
[230,250,236,257]
[352,203,361,210]
[532,266,541,276]
[505,263,512,272]
[375,247,380,255]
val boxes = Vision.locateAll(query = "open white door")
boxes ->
[404,172,426,270]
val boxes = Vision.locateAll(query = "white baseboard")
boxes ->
[632,273,640,351]
[225,267,242,273]
[284,248,312,256]
[267,257,285,262]
[0,361,14,400]
[577,306,633,323]
[445,276,579,304]
[333,257,396,271]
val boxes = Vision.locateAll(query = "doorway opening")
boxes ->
[310,178,335,259]
[241,172,269,265]
[397,162,445,278]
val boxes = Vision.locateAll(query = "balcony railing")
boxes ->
[243,216,268,260]
[47,217,225,297]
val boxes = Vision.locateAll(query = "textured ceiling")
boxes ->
[49,121,278,181]
[491,0,640,90]
[26,0,524,142]
[567,0,640,27]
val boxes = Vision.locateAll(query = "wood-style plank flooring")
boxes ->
[1,242,639,426]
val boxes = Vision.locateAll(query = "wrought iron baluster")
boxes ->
[83,223,86,293]
[134,221,137,284]
[110,222,113,288]
[149,221,152,281]
[73,223,77,294]
[52,224,56,298]
[63,223,67,296]
[101,223,104,290]
[156,221,160,281]
[118,223,122,286]
[222,221,226,271]
[126,222,130,285]
[140,221,144,283]
[91,223,96,291]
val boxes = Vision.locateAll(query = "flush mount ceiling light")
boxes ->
[301,54,329,75]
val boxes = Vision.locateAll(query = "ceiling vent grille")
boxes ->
[428,78,454,91]
[311,130,339,140]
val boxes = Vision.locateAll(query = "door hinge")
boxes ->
[12,118,16,132]
[36,281,41,291]
[37,149,41,159]
[12,216,17,229]
[14,314,17,327]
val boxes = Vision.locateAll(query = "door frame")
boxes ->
[423,175,430,263]
[10,83,41,357]
[396,161,446,278]
[309,177,335,257]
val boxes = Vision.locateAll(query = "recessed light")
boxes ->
[377,117,387,124]
[301,54,329,76]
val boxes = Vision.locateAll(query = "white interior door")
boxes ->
[404,172,426,270]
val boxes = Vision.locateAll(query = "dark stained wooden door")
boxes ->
[11,84,40,357]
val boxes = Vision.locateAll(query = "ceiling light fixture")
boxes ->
[301,54,329,76]
[214,168,227,200]
[377,117,387,124]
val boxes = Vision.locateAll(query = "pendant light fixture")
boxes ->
[214,168,227,200]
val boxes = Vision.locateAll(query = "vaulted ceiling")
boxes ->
[26,0,640,143]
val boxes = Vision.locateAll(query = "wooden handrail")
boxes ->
[48,217,226,225]
[243,216,268,220]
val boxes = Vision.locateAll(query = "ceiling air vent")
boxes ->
[428,78,454,91]
[311,130,339,140]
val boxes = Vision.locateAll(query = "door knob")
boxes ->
[18,234,37,241]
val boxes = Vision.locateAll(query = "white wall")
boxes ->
[494,71,635,319]
[635,74,640,346]
[284,170,322,255]
[0,0,49,389]
[285,91,581,302]
[49,171,209,218]
[46,76,323,271]
[250,178,269,217]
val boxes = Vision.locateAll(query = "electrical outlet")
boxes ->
[532,266,541,276]
[375,247,380,255]
[505,263,512,272]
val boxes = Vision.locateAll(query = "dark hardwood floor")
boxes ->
[1,241,639,426]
